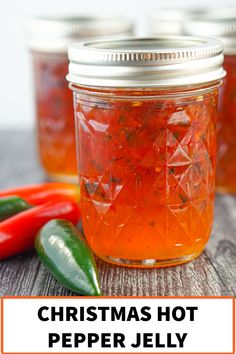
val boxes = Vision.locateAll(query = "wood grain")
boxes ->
[0,131,235,296]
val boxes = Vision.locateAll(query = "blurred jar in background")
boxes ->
[27,17,133,182]
[149,8,204,35]
[184,9,236,194]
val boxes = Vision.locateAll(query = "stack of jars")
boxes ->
[27,9,235,268]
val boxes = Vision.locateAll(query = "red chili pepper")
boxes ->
[0,183,80,205]
[0,200,81,260]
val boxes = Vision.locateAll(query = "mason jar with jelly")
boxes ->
[67,37,225,267]
[184,10,236,194]
[27,17,133,182]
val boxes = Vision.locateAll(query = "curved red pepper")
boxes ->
[0,200,81,260]
[0,183,80,205]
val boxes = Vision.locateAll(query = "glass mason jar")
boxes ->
[27,17,133,182]
[67,37,225,267]
[184,9,236,194]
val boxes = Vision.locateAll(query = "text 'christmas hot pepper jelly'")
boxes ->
[67,37,225,267]
[27,17,133,182]
[184,10,236,194]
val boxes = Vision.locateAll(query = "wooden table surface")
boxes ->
[0,130,235,297]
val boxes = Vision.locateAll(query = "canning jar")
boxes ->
[184,10,236,194]
[27,17,133,182]
[67,37,225,267]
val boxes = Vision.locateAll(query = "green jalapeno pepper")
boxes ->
[0,196,31,221]
[35,219,101,296]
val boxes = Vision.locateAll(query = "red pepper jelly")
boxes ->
[27,17,133,182]
[185,9,236,194]
[67,37,225,267]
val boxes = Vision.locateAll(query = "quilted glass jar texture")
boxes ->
[73,87,218,266]
[68,37,224,267]
[33,53,77,181]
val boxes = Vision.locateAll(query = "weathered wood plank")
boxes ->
[206,195,236,295]
[0,131,235,296]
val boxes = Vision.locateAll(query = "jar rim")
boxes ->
[70,81,221,101]
[67,36,225,88]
